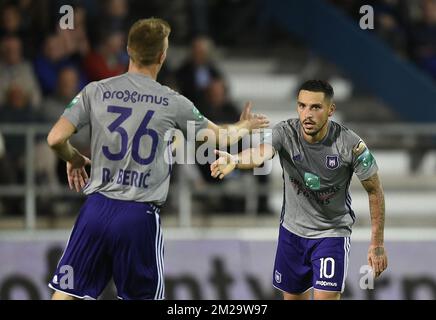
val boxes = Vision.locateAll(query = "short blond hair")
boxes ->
[127,18,171,66]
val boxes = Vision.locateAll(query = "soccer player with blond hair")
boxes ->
[47,18,268,300]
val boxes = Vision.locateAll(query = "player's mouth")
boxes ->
[303,120,316,129]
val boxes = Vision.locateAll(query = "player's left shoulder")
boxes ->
[332,121,362,145]
[162,85,195,106]
[78,80,103,97]
[161,85,183,99]
[161,85,180,96]
[329,121,368,160]
[331,120,354,135]
[336,123,371,158]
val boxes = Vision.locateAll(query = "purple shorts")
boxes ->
[49,193,164,300]
[273,224,350,294]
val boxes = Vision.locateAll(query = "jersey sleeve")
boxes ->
[260,121,285,153]
[351,136,378,181]
[174,94,208,137]
[61,83,93,131]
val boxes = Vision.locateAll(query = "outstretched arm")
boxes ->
[47,116,91,192]
[210,144,275,179]
[361,173,387,278]
[207,102,269,147]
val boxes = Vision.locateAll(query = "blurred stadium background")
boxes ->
[0,0,436,300]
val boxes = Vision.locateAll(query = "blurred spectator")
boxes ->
[83,29,127,81]
[0,83,40,123]
[100,0,131,33]
[37,67,81,189]
[202,78,239,124]
[39,66,90,185]
[176,36,223,109]
[16,0,51,36]
[0,82,42,215]
[41,66,80,122]
[34,34,86,95]
[0,2,42,57]
[34,34,65,95]
[195,78,271,214]
[0,36,42,109]
[193,78,243,213]
[0,4,23,36]
[197,78,240,181]
[410,0,436,80]
[0,84,40,191]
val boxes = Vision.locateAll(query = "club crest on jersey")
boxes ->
[292,154,302,161]
[326,155,339,170]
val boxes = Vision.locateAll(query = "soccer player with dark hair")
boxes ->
[211,80,387,300]
[46,18,269,300]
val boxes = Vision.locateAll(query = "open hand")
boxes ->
[367,245,388,278]
[239,101,269,131]
[66,155,91,192]
[210,150,237,180]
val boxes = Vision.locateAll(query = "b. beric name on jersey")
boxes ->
[102,168,151,189]
[103,90,169,106]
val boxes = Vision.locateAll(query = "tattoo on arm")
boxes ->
[361,174,385,246]
[372,246,385,256]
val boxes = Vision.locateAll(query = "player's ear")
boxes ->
[328,103,336,117]
[126,46,135,65]
[159,51,167,64]
[158,50,166,65]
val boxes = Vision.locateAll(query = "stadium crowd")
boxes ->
[0,0,434,217]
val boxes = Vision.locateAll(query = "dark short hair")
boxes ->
[298,80,334,101]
